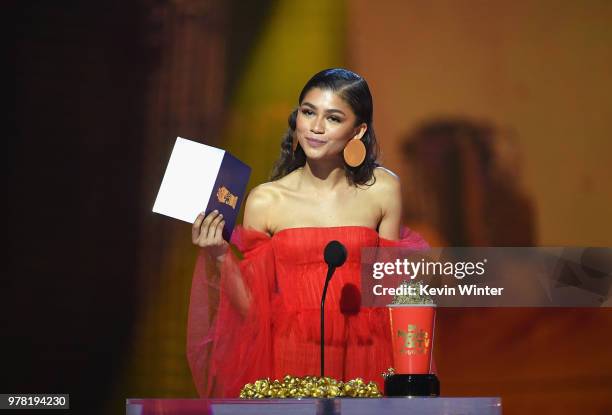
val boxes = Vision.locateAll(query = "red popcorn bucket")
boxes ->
[387,304,436,374]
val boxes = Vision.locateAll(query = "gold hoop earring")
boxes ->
[343,137,366,167]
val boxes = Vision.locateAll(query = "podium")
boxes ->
[127,397,502,415]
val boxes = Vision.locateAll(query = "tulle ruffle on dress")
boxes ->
[187,226,428,398]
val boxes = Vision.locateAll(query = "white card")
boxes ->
[152,137,224,223]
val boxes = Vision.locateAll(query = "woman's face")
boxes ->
[295,87,366,162]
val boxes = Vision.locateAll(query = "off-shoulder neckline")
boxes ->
[233,225,425,251]
[272,225,378,238]
[237,225,379,239]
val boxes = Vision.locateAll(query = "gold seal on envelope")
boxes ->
[217,186,238,209]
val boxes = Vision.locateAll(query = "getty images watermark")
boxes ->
[371,257,505,297]
[360,247,612,307]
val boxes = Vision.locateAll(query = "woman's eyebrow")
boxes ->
[301,102,346,116]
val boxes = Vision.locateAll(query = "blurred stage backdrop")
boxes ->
[6,1,612,414]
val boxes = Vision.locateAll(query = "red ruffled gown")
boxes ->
[187,226,428,398]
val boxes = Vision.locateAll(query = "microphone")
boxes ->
[324,240,347,270]
[321,240,347,378]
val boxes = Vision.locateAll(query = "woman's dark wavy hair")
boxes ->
[270,68,379,186]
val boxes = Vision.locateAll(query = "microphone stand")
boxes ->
[320,266,335,378]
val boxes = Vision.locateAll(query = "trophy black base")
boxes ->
[384,374,440,397]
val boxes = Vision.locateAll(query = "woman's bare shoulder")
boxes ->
[250,170,300,198]
[245,182,281,213]
[243,183,277,232]
[243,172,300,232]
[371,167,402,238]
[370,166,401,192]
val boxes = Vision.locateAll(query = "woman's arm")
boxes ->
[190,185,273,317]
[374,168,402,241]
[220,185,274,316]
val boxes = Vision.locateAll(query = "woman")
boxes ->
[188,68,427,397]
